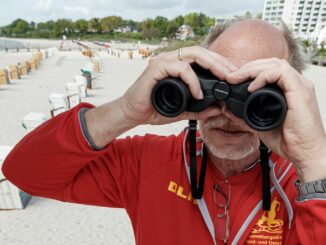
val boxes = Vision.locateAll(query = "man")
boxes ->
[2,20,326,244]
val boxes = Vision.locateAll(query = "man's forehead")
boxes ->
[208,20,289,67]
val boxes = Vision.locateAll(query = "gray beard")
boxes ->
[199,117,260,160]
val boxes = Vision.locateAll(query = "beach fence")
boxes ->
[0,145,32,210]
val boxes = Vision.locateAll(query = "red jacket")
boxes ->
[2,103,326,244]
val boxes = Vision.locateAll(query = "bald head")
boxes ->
[208,20,290,67]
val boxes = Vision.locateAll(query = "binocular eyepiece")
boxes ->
[151,65,287,131]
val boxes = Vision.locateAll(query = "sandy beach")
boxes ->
[1,41,326,245]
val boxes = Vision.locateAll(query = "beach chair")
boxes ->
[22,112,49,131]
[27,59,37,70]
[17,62,27,76]
[7,65,20,80]
[48,93,69,117]
[41,50,48,59]
[73,75,88,97]
[90,59,100,73]
[0,145,32,210]
[47,47,58,58]
[66,82,81,108]
[84,62,97,77]
[0,69,10,85]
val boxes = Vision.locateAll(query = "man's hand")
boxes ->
[86,46,237,148]
[227,58,326,182]
[120,46,237,125]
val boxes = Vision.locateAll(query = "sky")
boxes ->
[0,0,265,26]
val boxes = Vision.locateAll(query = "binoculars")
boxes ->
[151,65,287,131]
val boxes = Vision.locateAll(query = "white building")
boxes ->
[175,24,195,41]
[263,0,326,39]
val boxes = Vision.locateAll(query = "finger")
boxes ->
[227,62,280,84]
[170,46,238,71]
[239,58,282,71]
[194,46,238,72]
[158,60,203,100]
[161,46,238,79]
[247,67,306,93]
[182,46,237,79]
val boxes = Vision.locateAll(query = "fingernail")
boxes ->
[198,90,204,99]
[248,83,254,92]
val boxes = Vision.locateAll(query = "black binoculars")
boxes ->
[151,65,287,131]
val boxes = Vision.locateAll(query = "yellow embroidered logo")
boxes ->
[252,197,284,234]
[167,181,197,205]
[246,198,284,244]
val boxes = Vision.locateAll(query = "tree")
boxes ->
[142,27,161,39]
[165,20,179,37]
[89,18,102,33]
[153,16,169,35]
[101,16,123,33]
[174,15,184,27]
[184,12,215,35]
[244,11,253,19]
[13,20,30,35]
[256,12,263,20]
[30,21,36,30]
[123,19,139,31]
[140,18,155,31]
[74,19,88,34]
[54,19,73,37]
[6,19,30,36]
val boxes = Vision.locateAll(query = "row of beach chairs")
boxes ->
[0,50,101,210]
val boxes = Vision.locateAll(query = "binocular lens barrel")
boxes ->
[243,88,287,131]
[152,78,190,117]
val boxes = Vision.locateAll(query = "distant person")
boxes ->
[3,20,326,244]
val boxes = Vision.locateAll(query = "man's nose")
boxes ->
[215,100,227,114]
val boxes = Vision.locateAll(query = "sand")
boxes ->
[0,45,326,245]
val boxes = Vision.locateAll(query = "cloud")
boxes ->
[0,0,265,26]
[63,6,90,16]
[32,0,53,13]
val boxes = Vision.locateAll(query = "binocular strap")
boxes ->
[260,140,271,210]
[189,120,208,199]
